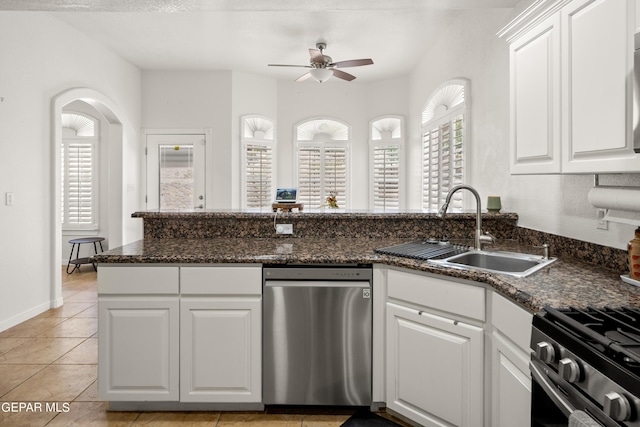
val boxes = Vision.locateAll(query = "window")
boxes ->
[61,112,99,230]
[370,116,403,210]
[422,80,468,211]
[241,116,275,209]
[296,119,349,209]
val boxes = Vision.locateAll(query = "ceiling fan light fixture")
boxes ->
[310,68,333,83]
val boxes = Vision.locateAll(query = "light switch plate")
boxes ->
[596,208,608,230]
[5,192,13,206]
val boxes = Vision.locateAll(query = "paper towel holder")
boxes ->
[590,175,640,226]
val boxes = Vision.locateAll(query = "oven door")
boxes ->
[530,358,620,427]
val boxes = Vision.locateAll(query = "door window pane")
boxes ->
[159,145,194,210]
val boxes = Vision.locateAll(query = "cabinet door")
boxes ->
[510,13,561,174]
[98,297,179,401]
[491,332,531,427]
[180,297,261,402]
[386,303,484,427]
[562,0,637,172]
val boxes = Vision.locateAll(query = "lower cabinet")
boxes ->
[385,268,485,427]
[180,297,261,402]
[99,296,180,401]
[98,264,261,404]
[490,293,533,427]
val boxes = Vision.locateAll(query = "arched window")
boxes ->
[370,116,404,210]
[422,79,469,211]
[295,118,350,209]
[241,115,276,209]
[61,112,99,229]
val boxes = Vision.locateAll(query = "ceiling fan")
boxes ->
[268,42,373,83]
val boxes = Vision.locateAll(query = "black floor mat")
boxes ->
[340,409,403,427]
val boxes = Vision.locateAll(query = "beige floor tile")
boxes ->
[0,337,31,355]
[63,290,98,304]
[0,404,58,427]
[54,338,97,365]
[74,304,98,318]
[217,413,302,426]
[0,317,68,338]
[2,364,96,402]
[38,302,95,318]
[46,401,139,427]
[39,318,97,338]
[0,364,46,397]
[132,411,221,426]
[302,414,351,427]
[74,380,99,402]
[0,337,84,364]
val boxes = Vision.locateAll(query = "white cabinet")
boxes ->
[509,13,561,174]
[561,0,636,173]
[385,268,485,427]
[503,0,638,174]
[98,264,262,405]
[98,266,180,401]
[489,293,533,427]
[180,266,262,403]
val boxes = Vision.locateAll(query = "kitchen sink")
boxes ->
[429,250,556,278]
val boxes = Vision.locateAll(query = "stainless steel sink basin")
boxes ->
[429,250,556,278]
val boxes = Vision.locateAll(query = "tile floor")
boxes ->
[0,268,410,427]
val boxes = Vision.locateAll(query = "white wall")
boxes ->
[408,5,640,250]
[0,12,141,331]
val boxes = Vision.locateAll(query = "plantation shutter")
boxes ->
[245,144,272,208]
[324,147,347,205]
[298,147,323,208]
[372,145,400,209]
[422,113,464,211]
[63,141,95,225]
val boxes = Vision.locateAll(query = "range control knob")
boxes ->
[558,358,581,383]
[535,341,556,363]
[604,392,631,421]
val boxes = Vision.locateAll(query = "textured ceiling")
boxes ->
[0,0,521,82]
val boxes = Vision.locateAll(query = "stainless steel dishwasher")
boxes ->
[263,264,373,406]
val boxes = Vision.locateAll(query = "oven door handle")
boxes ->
[530,359,575,418]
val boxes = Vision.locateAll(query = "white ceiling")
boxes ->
[1,0,521,82]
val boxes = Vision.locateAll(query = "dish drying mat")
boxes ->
[375,240,470,261]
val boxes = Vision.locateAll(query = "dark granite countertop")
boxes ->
[93,237,640,313]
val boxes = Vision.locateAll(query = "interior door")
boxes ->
[146,134,205,210]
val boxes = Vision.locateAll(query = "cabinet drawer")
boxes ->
[492,293,532,352]
[387,268,485,321]
[180,265,262,295]
[98,265,179,294]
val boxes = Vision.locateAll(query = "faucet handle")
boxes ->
[533,243,550,259]
[479,231,496,250]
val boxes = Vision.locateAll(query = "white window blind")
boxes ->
[421,80,468,211]
[370,116,403,210]
[422,114,464,211]
[372,145,400,209]
[245,144,273,208]
[296,119,350,209]
[241,116,275,209]
[61,113,98,230]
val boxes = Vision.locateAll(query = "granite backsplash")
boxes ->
[132,210,629,274]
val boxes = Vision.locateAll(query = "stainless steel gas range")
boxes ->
[531,307,640,426]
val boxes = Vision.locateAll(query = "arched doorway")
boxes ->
[51,88,125,307]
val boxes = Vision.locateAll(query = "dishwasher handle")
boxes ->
[264,280,370,288]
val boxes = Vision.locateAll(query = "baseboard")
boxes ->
[0,300,53,332]
[106,402,265,412]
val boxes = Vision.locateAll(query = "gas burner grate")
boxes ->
[374,240,470,261]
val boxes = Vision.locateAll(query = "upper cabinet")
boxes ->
[500,0,638,174]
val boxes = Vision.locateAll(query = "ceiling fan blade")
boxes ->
[332,69,356,81]
[295,72,313,82]
[268,64,312,68]
[331,58,374,68]
[309,48,324,64]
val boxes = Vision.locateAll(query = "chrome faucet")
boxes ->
[437,184,494,251]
